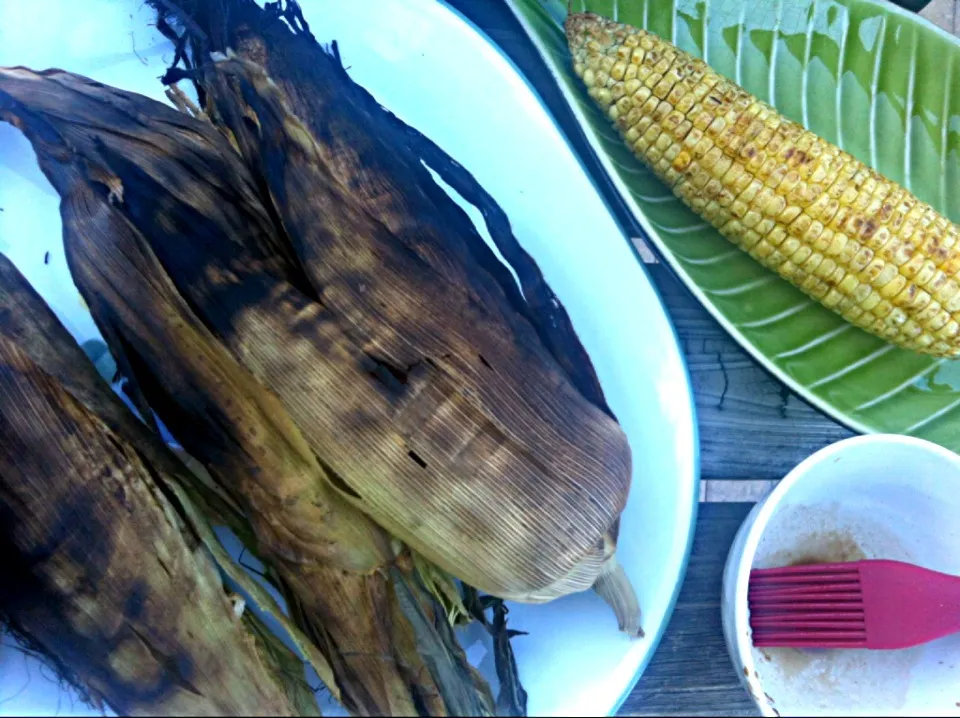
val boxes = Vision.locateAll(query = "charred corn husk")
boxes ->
[568,13,960,357]
[149,0,609,413]
[0,67,493,717]
[0,254,322,717]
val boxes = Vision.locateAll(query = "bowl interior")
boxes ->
[735,436,960,717]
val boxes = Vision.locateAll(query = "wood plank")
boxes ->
[701,479,778,503]
[621,503,757,716]
[919,0,959,33]
[649,266,854,480]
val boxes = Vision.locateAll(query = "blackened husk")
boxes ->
[462,586,529,717]
[152,6,637,641]
[150,0,611,416]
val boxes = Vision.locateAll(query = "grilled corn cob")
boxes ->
[567,13,960,357]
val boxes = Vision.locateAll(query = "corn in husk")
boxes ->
[203,55,633,605]
[0,253,329,717]
[568,12,960,357]
[159,0,634,637]
[157,0,638,635]
[0,67,493,717]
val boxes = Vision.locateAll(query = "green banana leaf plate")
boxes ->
[505,0,960,450]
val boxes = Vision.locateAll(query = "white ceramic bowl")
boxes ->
[722,434,960,717]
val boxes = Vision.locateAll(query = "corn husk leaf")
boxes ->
[150,0,610,414]
[0,253,319,717]
[0,67,493,717]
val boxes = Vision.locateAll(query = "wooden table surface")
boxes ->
[443,0,960,714]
